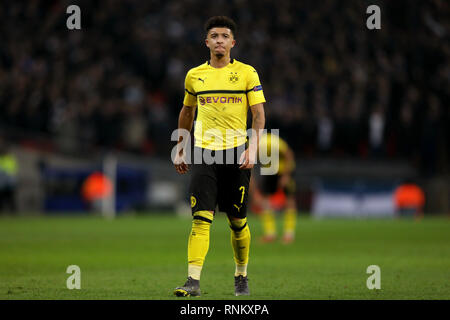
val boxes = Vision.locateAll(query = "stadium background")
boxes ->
[0,0,448,216]
[0,0,449,300]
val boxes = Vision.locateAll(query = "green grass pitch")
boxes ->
[0,213,449,299]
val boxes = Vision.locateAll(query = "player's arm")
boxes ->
[174,104,196,174]
[284,146,295,174]
[279,146,295,189]
[239,103,265,169]
[278,145,295,189]
[175,69,197,174]
[179,104,196,132]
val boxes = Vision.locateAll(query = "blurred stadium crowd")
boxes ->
[0,0,448,176]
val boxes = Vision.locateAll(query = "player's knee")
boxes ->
[192,210,214,224]
[228,216,248,232]
[191,211,213,237]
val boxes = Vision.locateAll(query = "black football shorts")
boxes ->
[189,145,251,219]
[260,172,296,196]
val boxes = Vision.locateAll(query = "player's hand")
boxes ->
[174,149,189,174]
[239,147,256,170]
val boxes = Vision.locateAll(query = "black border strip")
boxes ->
[185,89,254,96]
[193,215,213,224]
[197,89,253,95]
[229,221,247,232]
[185,88,197,96]
[1,300,442,318]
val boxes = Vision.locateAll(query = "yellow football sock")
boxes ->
[283,208,297,236]
[228,217,250,277]
[262,209,276,237]
[187,211,213,280]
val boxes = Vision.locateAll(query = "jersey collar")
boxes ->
[207,58,235,67]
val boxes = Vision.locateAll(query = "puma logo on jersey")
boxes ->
[198,77,205,83]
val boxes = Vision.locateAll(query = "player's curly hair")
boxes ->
[204,16,237,38]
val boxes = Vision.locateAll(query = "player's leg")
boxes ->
[227,214,251,296]
[188,210,214,278]
[261,197,276,242]
[174,209,214,297]
[227,214,250,276]
[259,174,279,242]
[282,176,297,244]
[174,163,217,297]
[218,163,251,295]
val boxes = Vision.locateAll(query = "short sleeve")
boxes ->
[246,67,266,107]
[183,71,197,107]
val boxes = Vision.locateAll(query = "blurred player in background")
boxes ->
[0,137,18,214]
[393,179,425,220]
[173,16,266,297]
[253,132,297,244]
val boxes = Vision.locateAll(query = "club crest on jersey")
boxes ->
[229,72,239,83]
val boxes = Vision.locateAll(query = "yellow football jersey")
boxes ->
[258,133,295,174]
[183,59,266,150]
